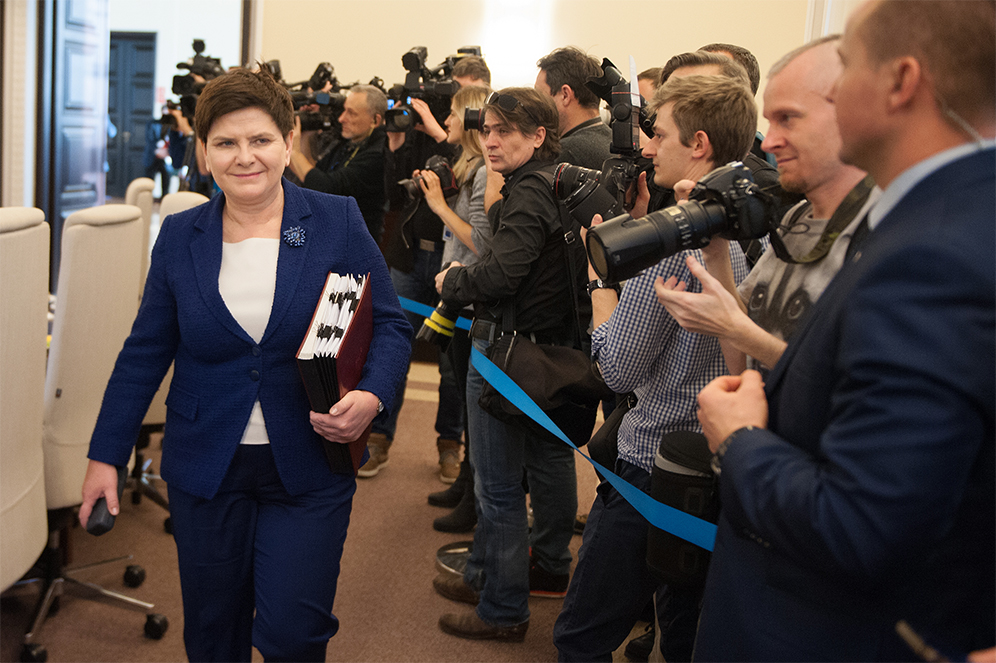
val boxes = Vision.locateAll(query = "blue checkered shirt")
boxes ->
[591,244,750,473]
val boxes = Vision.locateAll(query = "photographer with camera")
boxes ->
[367,51,486,481]
[535,47,612,170]
[655,37,877,376]
[411,86,501,525]
[553,74,756,662]
[431,87,591,642]
[289,85,388,240]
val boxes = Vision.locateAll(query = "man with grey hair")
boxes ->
[290,84,388,239]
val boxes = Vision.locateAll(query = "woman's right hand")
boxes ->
[79,459,120,529]
[417,169,448,215]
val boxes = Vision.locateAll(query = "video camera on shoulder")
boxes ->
[385,46,481,132]
[171,39,225,119]
[269,61,349,135]
[586,162,782,283]
[553,58,652,229]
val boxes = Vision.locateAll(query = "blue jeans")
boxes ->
[371,249,463,441]
[553,458,700,662]
[463,337,577,626]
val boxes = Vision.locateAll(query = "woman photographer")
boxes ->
[413,84,499,530]
[80,67,411,662]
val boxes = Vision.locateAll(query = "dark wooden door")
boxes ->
[36,0,110,290]
[107,32,156,198]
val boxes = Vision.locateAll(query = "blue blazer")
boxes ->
[89,180,412,499]
[694,149,995,661]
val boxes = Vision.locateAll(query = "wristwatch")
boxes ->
[587,278,619,297]
[710,425,754,476]
[376,399,385,414]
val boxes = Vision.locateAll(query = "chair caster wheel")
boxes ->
[20,643,47,662]
[123,564,146,588]
[164,516,173,535]
[145,613,169,639]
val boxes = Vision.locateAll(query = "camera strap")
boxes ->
[769,175,875,264]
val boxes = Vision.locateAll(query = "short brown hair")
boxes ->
[855,0,995,127]
[659,51,750,90]
[650,75,757,166]
[452,55,491,85]
[699,43,761,94]
[638,67,662,89]
[194,66,294,141]
[536,47,603,109]
[484,87,561,162]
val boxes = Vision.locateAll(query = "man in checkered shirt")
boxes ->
[554,74,756,662]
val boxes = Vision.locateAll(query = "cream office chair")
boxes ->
[25,204,168,662]
[0,208,50,595]
[130,190,209,534]
[124,177,154,296]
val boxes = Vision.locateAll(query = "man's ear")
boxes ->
[691,130,713,161]
[559,84,574,107]
[885,56,922,113]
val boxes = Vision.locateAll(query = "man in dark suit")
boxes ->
[692,1,995,661]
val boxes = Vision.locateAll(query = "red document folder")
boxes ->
[296,272,373,475]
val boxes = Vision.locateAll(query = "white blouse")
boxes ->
[219,237,279,445]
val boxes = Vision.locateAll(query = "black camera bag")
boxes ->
[646,430,720,586]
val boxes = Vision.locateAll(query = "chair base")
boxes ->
[131,424,172,534]
[15,525,169,661]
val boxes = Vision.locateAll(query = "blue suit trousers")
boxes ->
[169,444,355,662]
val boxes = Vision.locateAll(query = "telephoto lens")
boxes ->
[585,163,779,283]
[553,163,624,228]
[416,301,463,351]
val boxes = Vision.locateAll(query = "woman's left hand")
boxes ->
[411,98,448,143]
[310,390,381,443]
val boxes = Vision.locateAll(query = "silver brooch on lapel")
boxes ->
[282,226,306,247]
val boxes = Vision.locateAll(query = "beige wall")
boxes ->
[258,0,813,105]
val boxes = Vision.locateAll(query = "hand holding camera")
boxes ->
[411,98,448,143]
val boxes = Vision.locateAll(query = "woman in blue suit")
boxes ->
[80,68,412,662]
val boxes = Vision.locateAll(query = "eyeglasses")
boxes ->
[484,91,542,127]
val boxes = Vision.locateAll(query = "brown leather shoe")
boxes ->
[432,572,479,605]
[438,610,528,642]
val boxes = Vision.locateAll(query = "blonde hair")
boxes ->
[451,85,490,185]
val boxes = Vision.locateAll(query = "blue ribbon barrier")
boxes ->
[397,296,717,551]
[398,297,471,331]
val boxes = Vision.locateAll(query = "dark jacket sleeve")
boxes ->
[441,175,558,306]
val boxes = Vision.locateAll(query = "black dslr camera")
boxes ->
[398,155,459,200]
[586,162,781,283]
[553,58,652,228]
[385,46,481,132]
[171,40,226,119]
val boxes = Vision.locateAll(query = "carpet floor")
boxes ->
[1,361,646,662]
